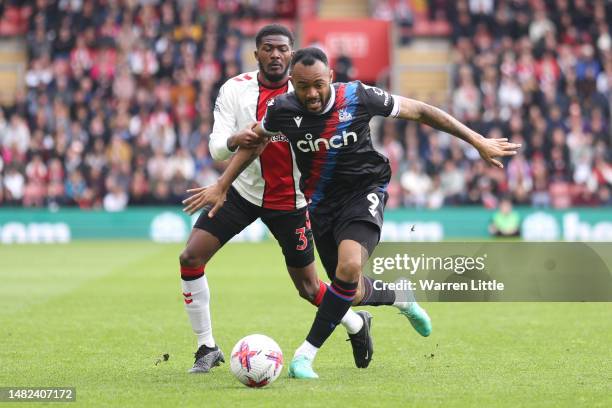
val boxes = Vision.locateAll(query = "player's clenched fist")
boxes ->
[182,183,227,217]
[227,122,265,150]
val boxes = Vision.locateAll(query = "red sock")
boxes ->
[181,265,205,280]
[312,280,328,306]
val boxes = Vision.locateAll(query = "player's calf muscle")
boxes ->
[296,284,317,302]
[286,264,320,302]
[293,276,319,302]
[352,278,365,306]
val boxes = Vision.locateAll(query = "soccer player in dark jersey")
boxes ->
[179,27,371,375]
[183,47,521,378]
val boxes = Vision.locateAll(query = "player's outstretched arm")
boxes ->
[395,97,521,168]
[182,124,269,216]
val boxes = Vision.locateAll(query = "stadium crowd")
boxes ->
[0,0,610,210]
[377,0,612,208]
[0,0,297,210]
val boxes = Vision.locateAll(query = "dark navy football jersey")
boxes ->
[261,81,400,213]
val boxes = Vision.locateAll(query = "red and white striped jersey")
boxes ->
[209,71,306,210]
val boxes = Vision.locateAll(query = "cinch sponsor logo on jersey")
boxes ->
[296,131,357,152]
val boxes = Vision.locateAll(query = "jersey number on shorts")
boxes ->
[367,193,380,217]
[295,227,308,251]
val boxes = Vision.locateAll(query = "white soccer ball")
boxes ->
[229,334,284,388]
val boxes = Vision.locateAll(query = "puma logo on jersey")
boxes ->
[296,131,358,153]
[293,116,303,127]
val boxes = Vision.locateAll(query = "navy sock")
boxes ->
[306,277,358,348]
[357,275,396,306]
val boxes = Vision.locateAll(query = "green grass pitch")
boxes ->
[1,241,611,407]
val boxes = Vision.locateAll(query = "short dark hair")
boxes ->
[255,24,294,48]
[290,47,329,68]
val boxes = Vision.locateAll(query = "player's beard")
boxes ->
[259,61,289,83]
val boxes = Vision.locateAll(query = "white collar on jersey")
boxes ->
[315,84,336,115]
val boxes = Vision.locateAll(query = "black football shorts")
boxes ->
[309,185,388,280]
[193,186,315,268]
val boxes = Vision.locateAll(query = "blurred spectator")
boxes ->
[64,169,88,206]
[129,169,153,206]
[452,65,481,122]
[4,166,25,204]
[489,198,521,237]
[372,0,413,44]
[400,161,431,207]
[372,0,395,21]
[334,53,354,83]
[440,161,466,204]
[3,113,30,157]
[507,152,532,204]
[529,9,555,43]
[103,176,128,212]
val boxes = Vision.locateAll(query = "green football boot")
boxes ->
[288,355,319,379]
[399,302,432,337]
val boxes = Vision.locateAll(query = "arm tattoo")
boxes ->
[418,103,477,145]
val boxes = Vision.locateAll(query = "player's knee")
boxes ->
[179,249,201,268]
[336,259,362,281]
[288,266,319,302]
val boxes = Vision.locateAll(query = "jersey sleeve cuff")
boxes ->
[209,135,234,161]
[260,119,279,135]
[390,95,401,118]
